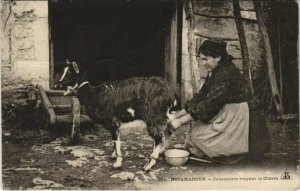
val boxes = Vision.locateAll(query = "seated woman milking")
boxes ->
[168,39,252,164]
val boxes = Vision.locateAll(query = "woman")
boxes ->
[169,39,252,164]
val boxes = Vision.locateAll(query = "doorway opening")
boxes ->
[49,0,182,92]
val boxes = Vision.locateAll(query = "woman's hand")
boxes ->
[166,109,188,121]
[170,118,183,129]
[168,114,194,130]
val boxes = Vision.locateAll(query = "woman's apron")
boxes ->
[185,102,249,162]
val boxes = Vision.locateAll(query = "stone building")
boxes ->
[1,0,298,113]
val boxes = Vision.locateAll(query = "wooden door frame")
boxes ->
[48,0,55,89]
[164,1,183,97]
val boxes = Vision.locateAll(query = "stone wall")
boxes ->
[1,0,266,97]
[182,0,266,100]
[1,1,49,89]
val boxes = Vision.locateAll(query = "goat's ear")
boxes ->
[66,59,71,65]
[72,61,80,74]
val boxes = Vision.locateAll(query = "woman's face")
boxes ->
[199,53,221,72]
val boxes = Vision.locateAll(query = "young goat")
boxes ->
[54,60,177,171]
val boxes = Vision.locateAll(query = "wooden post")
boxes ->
[37,84,57,125]
[71,97,81,143]
[165,2,180,94]
[185,0,198,95]
[232,0,254,94]
[45,89,65,96]
[253,1,284,115]
[277,16,283,99]
[48,2,55,89]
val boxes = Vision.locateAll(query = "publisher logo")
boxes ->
[281,169,292,180]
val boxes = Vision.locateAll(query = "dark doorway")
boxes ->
[266,1,298,114]
[49,0,182,90]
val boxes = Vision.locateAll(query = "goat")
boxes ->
[54,58,136,90]
[54,60,177,171]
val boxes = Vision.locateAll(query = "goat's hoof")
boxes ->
[113,163,122,169]
[113,157,123,169]
[159,147,166,155]
[70,133,81,145]
[143,159,156,171]
[111,151,117,159]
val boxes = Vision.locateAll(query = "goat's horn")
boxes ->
[166,100,178,121]
[173,100,177,107]
[166,107,174,121]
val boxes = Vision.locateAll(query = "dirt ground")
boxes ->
[2,117,299,190]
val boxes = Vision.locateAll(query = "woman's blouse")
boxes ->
[185,60,252,123]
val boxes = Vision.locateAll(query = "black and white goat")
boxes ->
[54,60,177,170]
[54,58,134,89]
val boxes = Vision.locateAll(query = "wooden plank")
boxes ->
[48,96,72,106]
[1,90,27,99]
[71,97,80,143]
[56,114,91,124]
[37,84,57,125]
[1,89,28,94]
[232,0,253,94]
[52,104,71,113]
[53,104,87,114]
[46,90,66,96]
[253,1,284,115]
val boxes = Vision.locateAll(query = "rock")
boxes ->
[110,172,135,181]
[98,161,110,167]
[137,154,145,159]
[39,171,45,174]
[32,177,64,189]
[149,172,157,180]
[152,168,166,173]
[136,171,144,175]
[15,167,39,171]
[134,177,141,182]
[65,158,88,168]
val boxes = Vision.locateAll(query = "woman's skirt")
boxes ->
[185,102,249,163]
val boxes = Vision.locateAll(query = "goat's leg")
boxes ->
[160,127,172,154]
[143,136,163,171]
[112,130,123,169]
[109,127,117,158]
[110,128,118,159]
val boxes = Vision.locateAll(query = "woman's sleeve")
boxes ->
[184,82,229,123]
